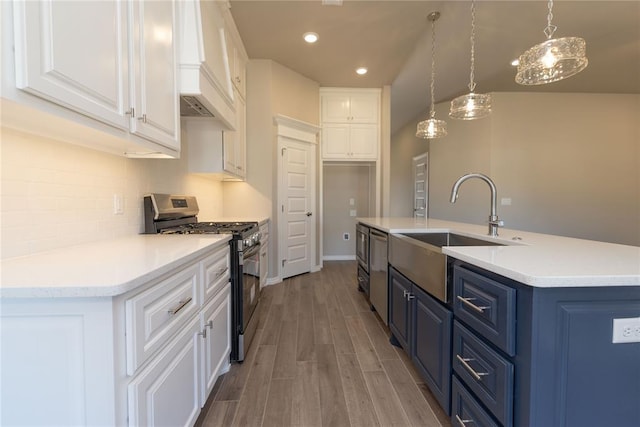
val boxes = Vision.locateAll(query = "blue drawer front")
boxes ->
[451,375,499,427]
[453,321,514,427]
[453,265,516,356]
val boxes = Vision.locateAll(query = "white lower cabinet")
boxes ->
[200,286,231,404]
[0,242,231,427]
[128,316,202,427]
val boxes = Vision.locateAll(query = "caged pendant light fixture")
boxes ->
[416,11,447,139]
[515,0,588,85]
[449,0,491,120]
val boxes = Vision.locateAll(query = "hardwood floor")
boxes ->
[199,261,451,427]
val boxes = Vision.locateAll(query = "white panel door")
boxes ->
[13,0,129,130]
[129,0,179,150]
[413,153,428,218]
[280,139,314,279]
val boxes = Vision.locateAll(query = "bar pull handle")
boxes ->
[456,354,489,381]
[167,297,192,316]
[457,296,489,313]
[216,267,228,279]
[455,414,474,426]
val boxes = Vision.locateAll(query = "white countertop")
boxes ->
[0,234,231,298]
[357,217,640,288]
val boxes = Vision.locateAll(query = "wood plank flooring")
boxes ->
[198,261,451,427]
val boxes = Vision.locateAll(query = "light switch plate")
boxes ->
[113,194,124,215]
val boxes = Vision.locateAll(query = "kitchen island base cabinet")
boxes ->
[452,261,640,427]
[388,266,452,414]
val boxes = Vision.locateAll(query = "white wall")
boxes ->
[398,92,640,246]
[1,126,223,259]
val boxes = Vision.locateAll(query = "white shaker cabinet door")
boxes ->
[129,0,180,150]
[200,285,231,405]
[349,124,378,159]
[349,93,379,123]
[321,124,350,158]
[128,316,201,427]
[13,0,129,130]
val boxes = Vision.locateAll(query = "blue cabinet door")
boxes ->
[412,284,452,414]
[389,267,411,351]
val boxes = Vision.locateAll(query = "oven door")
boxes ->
[241,243,261,331]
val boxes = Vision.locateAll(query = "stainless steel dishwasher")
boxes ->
[369,228,388,325]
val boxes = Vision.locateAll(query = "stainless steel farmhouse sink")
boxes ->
[389,232,504,303]
[399,232,504,248]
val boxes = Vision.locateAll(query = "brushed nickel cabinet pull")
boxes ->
[456,354,489,381]
[457,296,489,313]
[167,297,192,315]
[455,414,473,426]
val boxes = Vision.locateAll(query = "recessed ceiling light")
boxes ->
[511,59,520,67]
[303,32,318,44]
[356,67,368,75]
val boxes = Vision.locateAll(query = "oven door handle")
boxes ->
[242,243,261,259]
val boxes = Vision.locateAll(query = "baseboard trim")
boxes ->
[323,255,356,261]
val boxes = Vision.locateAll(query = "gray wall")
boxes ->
[392,92,640,246]
[323,163,374,258]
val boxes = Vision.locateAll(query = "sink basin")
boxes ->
[400,232,504,248]
[389,232,504,303]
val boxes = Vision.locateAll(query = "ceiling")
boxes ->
[228,1,640,134]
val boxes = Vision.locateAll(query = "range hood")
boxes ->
[178,0,236,130]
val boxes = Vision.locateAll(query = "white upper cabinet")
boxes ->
[321,90,380,124]
[320,88,381,160]
[128,0,180,150]
[6,0,180,157]
[13,0,129,130]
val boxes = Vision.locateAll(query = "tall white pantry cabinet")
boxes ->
[320,88,381,160]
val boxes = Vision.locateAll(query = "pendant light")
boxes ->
[449,0,491,120]
[515,0,588,85]
[416,11,447,139]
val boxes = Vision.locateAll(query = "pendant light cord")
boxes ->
[544,0,557,39]
[429,15,437,119]
[468,0,477,93]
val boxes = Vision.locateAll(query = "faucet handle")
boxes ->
[489,219,505,227]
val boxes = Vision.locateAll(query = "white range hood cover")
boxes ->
[178,0,235,130]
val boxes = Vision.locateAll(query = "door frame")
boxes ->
[412,152,428,218]
[275,115,320,282]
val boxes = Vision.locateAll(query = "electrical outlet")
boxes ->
[343,233,350,241]
[501,197,512,206]
[612,317,640,343]
[349,209,357,217]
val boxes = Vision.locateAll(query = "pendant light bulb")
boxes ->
[515,0,588,85]
[417,11,447,139]
[450,0,492,120]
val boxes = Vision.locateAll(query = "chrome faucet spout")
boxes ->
[449,173,503,236]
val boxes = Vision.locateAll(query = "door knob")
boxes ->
[306,212,312,217]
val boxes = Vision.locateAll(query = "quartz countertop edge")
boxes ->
[357,217,640,288]
[0,234,231,298]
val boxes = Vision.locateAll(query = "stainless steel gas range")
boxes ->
[143,193,261,362]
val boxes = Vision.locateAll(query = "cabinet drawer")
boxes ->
[451,376,499,427]
[453,321,513,427]
[453,265,516,355]
[125,264,199,375]
[201,246,230,304]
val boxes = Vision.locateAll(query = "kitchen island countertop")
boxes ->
[357,217,640,288]
[0,234,231,298]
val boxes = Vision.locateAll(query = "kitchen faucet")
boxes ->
[450,173,504,236]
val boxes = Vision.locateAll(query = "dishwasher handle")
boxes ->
[370,230,388,240]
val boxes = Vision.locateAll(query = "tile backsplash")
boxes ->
[1,128,223,259]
